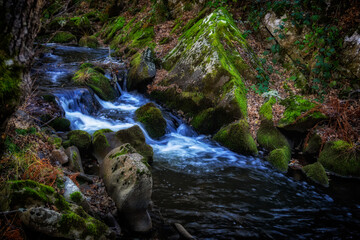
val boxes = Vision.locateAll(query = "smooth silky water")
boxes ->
[34,44,360,239]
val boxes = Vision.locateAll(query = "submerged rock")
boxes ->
[319,140,360,177]
[213,120,258,155]
[128,48,156,92]
[151,8,262,135]
[302,162,329,187]
[101,144,152,232]
[135,103,166,138]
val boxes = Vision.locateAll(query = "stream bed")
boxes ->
[33,44,360,239]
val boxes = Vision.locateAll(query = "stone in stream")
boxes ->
[135,102,167,139]
[302,162,329,187]
[92,125,153,164]
[101,144,152,232]
[127,48,156,92]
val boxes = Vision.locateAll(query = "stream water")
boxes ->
[33,44,360,239]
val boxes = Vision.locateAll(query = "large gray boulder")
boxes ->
[101,144,152,232]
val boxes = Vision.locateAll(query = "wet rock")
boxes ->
[303,133,322,156]
[65,146,84,173]
[135,103,167,138]
[51,148,69,165]
[268,147,291,173]
[52,31,77,44]
[127,48,156,92]
[101,144,152,232]
[92,126,153,164]
[213,120,258,155]
[63,177,91,213]
[302,162,329,187]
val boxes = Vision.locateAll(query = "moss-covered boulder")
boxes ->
[268,146,291,173]
[257,120,290,152]
[135,103,166,138]
[127,48,156,92]
[278,95,327,132]
[79,35,99,48]
[67,130,92,154]
[0,180,113,239]
[213,120,258,155]
[52,31,77,43]
[92,126,153,164]
[319,140,360,177]
[72,63,117,101]
[65,146,84,173]
[51,117,71,132]
[302,162,329,187]
[150,8,264,134]
[47,16,93,38]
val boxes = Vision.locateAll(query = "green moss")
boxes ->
[303,133,322,155]
[92,129,113,154]
[79,36,99,48]
[135,103,167,138]
[59,212,86,233]
[259,97,276,121]
[303,162,329,187]
[268,146,291,172]
[52,31,76,43]
[257,120,290,151]
[102,16,126,42]
[213,120,258,155]
[70,191,82,204]
[54,192,71,211]
[279,95,326,127]
[79,62,94,69]
[67,130,92,153]
[51,117,71,131]
[72,65,117,101]
[319,140,359,177]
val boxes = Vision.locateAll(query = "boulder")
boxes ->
[65,146,84,173]
[72,63,117,101]
[67,130,92,154]
[92,126,153,164]
[51,148,69,165]
[127,48,156,92]
[135,103,166,138]
[213,120,258,155]
[303,133,322,156]
[101,144,152,232]
[50,117,71,132]
[302,162,329,187]
[319,140,360,177]
[63,177,91,213]
[150,8,263,135]
[52,31,77,43]
[268,146,291,173]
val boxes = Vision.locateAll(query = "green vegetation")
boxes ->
[257,120,290,151]
[319,140,359,177]
[92,129,113,154]
[213,120,258,155]
[79,35,99,48]
[52,31,76,43]
[72,63,117,101]
[135,103,167,139]
[67,130,92,153]
[259,97,276,121]
[70,191,83,204]
[303,162,329,187]
[268,146,291,172]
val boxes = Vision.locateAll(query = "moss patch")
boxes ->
[259,97,276,121]
[319,140,359,177]
[257,120,290,151]
[92,129,113,155]
[79,35,99,48]
[268,146,291,172]
[70,191,83,204]
[303,162,329,187]
[72,63,116,101]
[52,31,76,43]
[213,120,258,155]
[135,103,167,138]
[303,133,322,155]
[67,130,92,153]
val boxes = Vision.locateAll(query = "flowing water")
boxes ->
[34,45,360,239]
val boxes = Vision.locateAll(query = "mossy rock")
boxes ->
[319,140,360,177]
[302,162,329,187]
[67,130,92,153]
[115,125,154,163]
[278,95,327,132]
[268,146,291,172]
[259,97,276,121]
[50,117,71,132]
[151,8,264,134]
[303,133,322,156]
[92,128,113,160]
[52,31,76,43]
[135,103,166,138]
[72,63,117,101]
[79,36,99,48]
[213,120,258,155]
[257,120,290,151]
